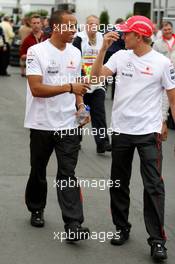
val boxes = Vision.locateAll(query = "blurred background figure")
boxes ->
[73,15,111,154]
[156,24,163,39]
[19,17,32,43]
[151,23,159,44]
[153,21,175,130]
[104,18,125,99]
[18,17,32,76]
[0,26,8,76]
[19,14,47,77]
[42,16,52,38]
[0,16,15,76]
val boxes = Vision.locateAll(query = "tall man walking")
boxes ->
[91,15,175,260]
[24,10,90,241]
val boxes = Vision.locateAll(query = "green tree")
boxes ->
[125,12,133,20]
[99,9,109,30]
[0,12,6,20]
[25,9,48,18]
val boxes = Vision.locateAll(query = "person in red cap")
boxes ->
[91,15,175,261]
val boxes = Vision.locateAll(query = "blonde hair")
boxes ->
[86,15,99,23]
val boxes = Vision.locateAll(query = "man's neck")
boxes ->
[164,35,173,41]
[50,36,66,50]
[86,31,96,40]
[33,31,42,38]
[133,44,152,57]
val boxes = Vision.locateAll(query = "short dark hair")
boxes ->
[3,16,10,22]
[134,32,152,45]
[162,21,173,28]
[142,36,152,45]
[115,18,124,24]
[50,10,73,29]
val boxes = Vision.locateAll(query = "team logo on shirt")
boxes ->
[126,62,134,71]
[27,50,35,64]
[140,66,153,75]
[121,62,134,77]
[169,64,175,80]
[47,60,59,74]
[121,72,133,77]
[50,60,57,66]
[67,60,76,69]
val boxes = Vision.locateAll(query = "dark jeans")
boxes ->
[167,108,175,130]
[83,89,110,146]
[0,43,10,75]
[110,133,166,245]
[25,128,84,225]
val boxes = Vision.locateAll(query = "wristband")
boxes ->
[78,103,86,109]
[69,83,73,93]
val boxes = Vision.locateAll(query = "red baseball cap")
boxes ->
[117,16,154,37]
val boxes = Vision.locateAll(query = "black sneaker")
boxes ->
[111,228,130,246]
[65,222,90,242]
[31,210,44,227]
[151,243,167,261]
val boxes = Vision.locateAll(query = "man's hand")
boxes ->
[72,83,91,95]
[102,32,120,51]
[21,54,27,61]
[76,105,91,127]
[161,121,168,141]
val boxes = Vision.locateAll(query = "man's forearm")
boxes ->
[21,54,27,61]
[91,48,106,79]
[29,82,71,98]
[170,104,175,123]
[167,89,175,123]
[76,95,84,108]
[162,91,169,121]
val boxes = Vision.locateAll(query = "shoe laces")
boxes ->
[34,211,42,219]
[154,243,166,253]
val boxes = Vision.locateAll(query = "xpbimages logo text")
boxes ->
[53,178,121,191]
[53,22,121,34]
[53,127,120,139]
[53,230,120,243]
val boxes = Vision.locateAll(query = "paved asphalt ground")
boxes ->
[0,67,175,264]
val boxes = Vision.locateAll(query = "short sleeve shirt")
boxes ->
[105,49,175,134]
[24,39,81,130]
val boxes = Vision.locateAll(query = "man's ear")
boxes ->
[135,33,141,41]
[137,34,143,43]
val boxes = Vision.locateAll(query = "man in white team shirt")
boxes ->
[24,10,90,241]
[91,15,175,261]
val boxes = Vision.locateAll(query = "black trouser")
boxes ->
[25,128,84,225]
[83,89,110,146]
[0,43,10,75]
[110,133,166,245]
[167,108,175,130]
[0,48,6,75]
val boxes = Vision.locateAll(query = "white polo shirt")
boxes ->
[24,39,81,131]
[105,49,175,135]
